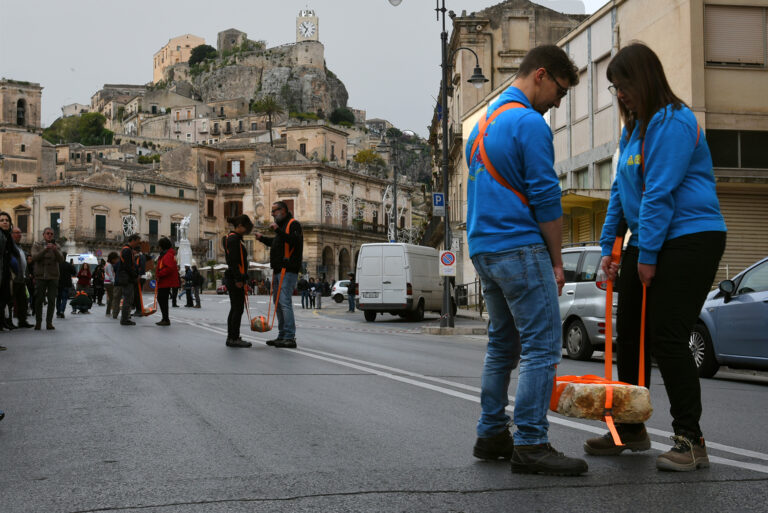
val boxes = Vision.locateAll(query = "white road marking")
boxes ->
[182,319,768,474]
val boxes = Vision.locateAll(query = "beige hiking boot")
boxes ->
[656,435,709,471]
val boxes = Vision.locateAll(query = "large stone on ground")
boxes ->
[553,382,652,423]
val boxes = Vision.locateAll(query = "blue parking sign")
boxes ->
[433,193,445,216]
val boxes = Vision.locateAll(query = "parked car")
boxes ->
[559,245,617,360]
[690,256,768,378]
[216,283,228,295]
[331,280,350,303]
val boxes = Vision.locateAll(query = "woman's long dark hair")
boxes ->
[607,43,686,141]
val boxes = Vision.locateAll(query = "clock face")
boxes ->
[298,20,316,38]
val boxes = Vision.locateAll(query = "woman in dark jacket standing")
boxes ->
[224,215,253,348]
[0,212,21,333]
[154,237,180,326]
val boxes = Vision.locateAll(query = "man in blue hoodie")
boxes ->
[466,45,587,476]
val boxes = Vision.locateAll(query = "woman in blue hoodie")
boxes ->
[584,43,726,472]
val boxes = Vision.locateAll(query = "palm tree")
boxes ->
[251,95,284,147]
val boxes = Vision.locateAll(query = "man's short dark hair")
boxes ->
[518,45,579,86]
[273,200,290,214]
[158,236,172,251]
[127,234,141,243]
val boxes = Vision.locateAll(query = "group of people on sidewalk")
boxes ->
[467,44,725,476]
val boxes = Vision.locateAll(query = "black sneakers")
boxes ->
[226,337,252,348]
[511,443,588,476]
[155,319,171,326]
[274,338,297,348]
[473,429,515,460]
[120,320,136,326]
[265,337,280,347]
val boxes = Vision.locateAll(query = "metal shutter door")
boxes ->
[717,192,768,284]
[705,6,765,65]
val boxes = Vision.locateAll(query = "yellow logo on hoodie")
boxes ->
[626,154,642,166]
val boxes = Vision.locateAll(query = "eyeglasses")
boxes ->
[271,208,283,214]
[546,69,569,99]
[607,84,623,96]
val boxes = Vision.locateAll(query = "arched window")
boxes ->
[17,99,26,126]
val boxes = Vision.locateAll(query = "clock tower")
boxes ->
[296,9,319,42]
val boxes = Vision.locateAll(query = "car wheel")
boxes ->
[565,319,594,360]
[333,294,343,303]
[409,300,425,322]
[364,311,376,322]
[690,324,719,378]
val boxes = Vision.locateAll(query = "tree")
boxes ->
[188,44,218,67]
[251,95,285,147]
[353,149,386,167]
[330,107,355,125]
[42,112,113,146]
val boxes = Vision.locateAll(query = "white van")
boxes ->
[356,243,453,322]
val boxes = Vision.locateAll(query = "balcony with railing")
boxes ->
[305,220,381,234]
[214,174,254,185]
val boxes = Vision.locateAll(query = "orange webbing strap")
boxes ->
[603,233,624,381]
[283,219,296,260]
[264,268,287,330]
[152,282,159,310]
[469,102,530,207]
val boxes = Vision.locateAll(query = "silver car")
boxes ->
[559,245,617,360]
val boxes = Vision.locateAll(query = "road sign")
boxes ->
[432,192,445,217]
[439,250,456,276]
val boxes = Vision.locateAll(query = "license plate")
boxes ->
[362,292,379,298]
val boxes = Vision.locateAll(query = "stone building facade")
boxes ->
[153,34,206,84]
[549,0,768,283]
[0,79,54,188]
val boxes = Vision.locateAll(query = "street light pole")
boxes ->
[392,137,398,242]
[388,0,487,329]
[438,2,453,327]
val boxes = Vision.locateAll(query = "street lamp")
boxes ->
[388,0,488,328]
[118,179,147,236]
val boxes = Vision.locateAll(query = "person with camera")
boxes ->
[30,227,64,330]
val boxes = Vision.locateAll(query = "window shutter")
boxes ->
[705,6,765,65]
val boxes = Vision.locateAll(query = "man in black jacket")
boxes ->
[255,201,303,348]
[117,234,141,326]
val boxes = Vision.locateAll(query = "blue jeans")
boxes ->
[471,244,562,445]
[348,293,355,312]
[273,271,298,340]
[56,286,71,314]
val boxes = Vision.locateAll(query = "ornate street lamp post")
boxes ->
[388,0,487,328]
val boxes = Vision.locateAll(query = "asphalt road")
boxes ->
[1,293,767,512]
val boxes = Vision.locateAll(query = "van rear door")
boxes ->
[382,244,406,305]
[359,245,384,305]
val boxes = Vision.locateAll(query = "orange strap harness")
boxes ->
[469,102,530,207]
[244,219,295,330]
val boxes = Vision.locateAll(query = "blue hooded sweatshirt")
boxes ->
[465,87,562,258]
[599,104,726,264]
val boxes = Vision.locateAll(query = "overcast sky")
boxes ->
[0,0,607,137]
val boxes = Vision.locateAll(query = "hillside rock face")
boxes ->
[183,41,348,114]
